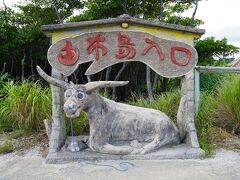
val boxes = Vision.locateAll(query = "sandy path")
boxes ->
[0,148,239,180]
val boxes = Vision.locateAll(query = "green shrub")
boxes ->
[0,73,11,94]
[129,90,181,122]
[66,111,89,136]
[195,92,215,156]
[196,75,240,155]
[0,137,13,154]
[0,80,92,135]
[200,73,227,92]
[213,75,240,134]
[0,80,52,131]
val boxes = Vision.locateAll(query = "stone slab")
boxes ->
[48,31,198,77]
[46,144,205,164]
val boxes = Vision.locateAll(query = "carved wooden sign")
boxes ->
[48,31,198,77]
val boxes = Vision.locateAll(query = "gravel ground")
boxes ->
[0,148,240,180]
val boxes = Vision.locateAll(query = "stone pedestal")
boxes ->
[46,136,205,164]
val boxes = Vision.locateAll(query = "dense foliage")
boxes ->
[195,37,239,66]
[213,75,240,134]
[0,80,52,131]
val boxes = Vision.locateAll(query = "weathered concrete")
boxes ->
[0,149,239,180]
[41,14,205,35]
[48,69,66,153]
[48,31,198,77]
[38,66,205,157]
[46,143,204,164]
[178,70,200,148]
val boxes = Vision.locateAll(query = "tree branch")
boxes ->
[146,66,153,101]
[52,3,62,23]
[112,62,129,100]
[190,0,199,26]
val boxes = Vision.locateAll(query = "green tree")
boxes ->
[195,37,239,66]
[70,0,203,26]
[32,0,85,23]
[0,0,85,79]
[0,8,21,76]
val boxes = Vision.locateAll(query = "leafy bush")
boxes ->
[0,137,13,154]
[213,75,240,134]
[66,112,89,136]
[196,75,240,155]
[200,73,227,92]
[195,92,215,156]
[129,90,181,123]
[0,73,11,93]
[0,80,52,131]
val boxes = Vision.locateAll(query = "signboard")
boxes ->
[48,31,198,77]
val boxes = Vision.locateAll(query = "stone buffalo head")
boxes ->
[36,66,129,118]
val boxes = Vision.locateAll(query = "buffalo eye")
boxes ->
[65,89,72,98]
[77,92,85,99]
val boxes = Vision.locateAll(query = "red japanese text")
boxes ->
[87,34,107,61]
[170,47,191,66]
[142,38,165,61]
[57,40,79,66]
[115,33,136,59]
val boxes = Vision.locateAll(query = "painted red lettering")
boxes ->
[170,47,191,66]
[115,33,136,59]
[87,34,107,61]
[142,38,165,61]
[57,40,79,66]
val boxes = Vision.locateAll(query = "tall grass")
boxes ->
[200,73,227,92]
[195,92,215,156]
[66,112,89,136]
[0,80,52,131]
[1,74,239,155]
[129,90,181,122]
[213,75,240,134]
[196,75,240,155]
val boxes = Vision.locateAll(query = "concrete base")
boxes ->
[46,143,205,164]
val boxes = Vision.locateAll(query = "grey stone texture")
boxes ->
[48,31,198,77]
[46,138,204,164]
[37,66,181,155]
[180,70,200,148]
[37,65,205,161]
[48,69,66,153]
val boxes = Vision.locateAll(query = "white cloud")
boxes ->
[182,0,240,57]
[195,0,240,47]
